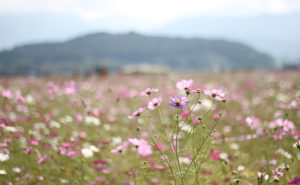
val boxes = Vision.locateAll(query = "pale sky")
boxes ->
[1,0,300,24]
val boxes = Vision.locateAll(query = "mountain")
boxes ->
[152,13,300,61]
[1,12,299,63]
[0,32,275,76]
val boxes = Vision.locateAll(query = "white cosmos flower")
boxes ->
[237,165,245,171]
[89,145,99,152]
[179,157,190,164]
[0,170,7,175]
[220,153,228,160]
[179,122,193,133]
[0,153,9,162]
[81,148,93,158]
[26,94,35,104]
[49,120,61,128]
[4,126,17,132]
[230,143,239,150]
[13,167,21,173]
[292,140,300,148]
[190,104,201,112]
[202,99,213,109]
[111,137,122,146]
[85,116,100,126]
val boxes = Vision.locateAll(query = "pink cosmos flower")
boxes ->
[128,107,146,119]
[96,176,105,183]
[128,138,153,156]
[38,155,47,164]
[205,89,222,97]
[209,149,221,160]
[176,79,194,90]
[289,177,300,185]
[155,142,164,151]
[147,97,162,110]
[75,114,83,122]
[205,89,228,102]
[16,94,26,103]
[111,142,128,154]
[2,90,13,99]
[180,110,189,117]
[273,168,284,178]
[153,164,165,169]
[245,116,261,130]
[192,120,200,126]
[28,139,39,146]
[269,118,295,131]
[128,138,141,146]
[24,147,33,154]
[290,130,300,140]
[137,141,152,156]
[213,114,221,120]
[58,148,76,158]
[140,88,158,96]
[98,110,104,115]
[150,178,159,184]
[61,143,73,148]
[169,96,189,109]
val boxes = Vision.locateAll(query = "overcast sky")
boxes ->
[1,0,300,24]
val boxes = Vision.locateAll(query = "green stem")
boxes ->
[183,119,220,177]
[180,99,214,152]
[174,111,185,184]
[140,117,178,185]
[193,138,212,184]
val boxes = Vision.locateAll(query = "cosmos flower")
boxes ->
[205,89,223,97]
[273,168,284,178]
[153,164,165,169]
[24,147,33,154]
[1,90,13,99]
[137,140,152,156]
[269,118,295,132]
[0,169,7,175]
[191,88,206,93]
[147,97,162,110]
[169,96,189,109]
[205,89,228,102]
[38,155,47,164]
[140,88,158,96]
[0,153,9,162]
[128,138,141,146]
[128,138,152,156]
[292,140,300,149]
[246,116,261,130]
[180,110,189,118]
[111,142,129,154]
[176,79,193,90]
[128,107,146,119]
[209,149,221,160]
[81,148,94,158]
[289,177,300,185]
[58,148,76,158]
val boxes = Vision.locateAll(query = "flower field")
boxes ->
[0,71,299,185]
